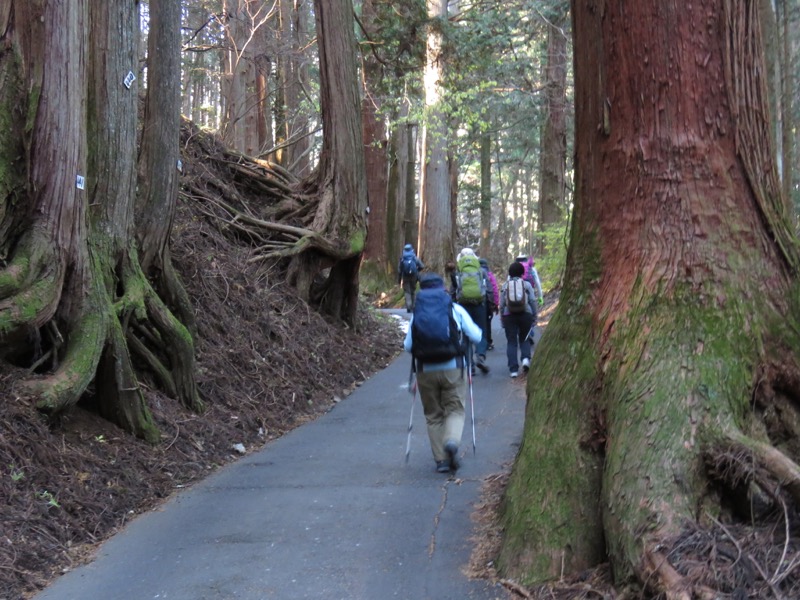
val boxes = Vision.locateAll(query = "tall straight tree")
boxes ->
[386,103,414,275]
[286,0,367,325]
[418,0,455,273]
[499,1,800,598]
[538,8,569,241]
[478,132,491,258]
[779,0,794,216]
[275,0,312,173]
[360,0,390,270]
[220,0,273,155]
[136,0,201,413]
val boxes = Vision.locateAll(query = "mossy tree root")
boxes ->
[711,429,800,506]
[21,250,160,443]
[23,264,107,414]
[0,233,64,338]
[118,256,203,414]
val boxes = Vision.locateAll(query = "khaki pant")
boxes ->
[416,368,466,462]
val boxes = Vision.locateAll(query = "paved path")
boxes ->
[36,311,529,600]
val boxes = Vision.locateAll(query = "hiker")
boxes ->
[514,255,544,308]
[404,273,482,473]
[500,261,538,378]
[455,248,490,374]
[479,257,499,351]
[398,244,425,312]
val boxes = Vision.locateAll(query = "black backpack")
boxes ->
[411,287,465,365]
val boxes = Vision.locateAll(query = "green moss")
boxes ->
[0,255,30,294]
[0,273,58,334]
[349,228,366,254]
[498,306,606,583]
[588,279,762,578]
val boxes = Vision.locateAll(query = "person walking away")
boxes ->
[479,258,499,350]
[404,273,482,473]
[514,254,544,309]
[455,248,490,374]
[398,244,425,312]
[500,261,538,378]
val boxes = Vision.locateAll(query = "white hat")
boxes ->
[457,247,476,261]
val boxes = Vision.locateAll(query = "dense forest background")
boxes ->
[2,0,800,598]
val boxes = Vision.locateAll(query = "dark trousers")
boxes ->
[459,301,488,358]
[485,302,495,346]
[503,312,535,371]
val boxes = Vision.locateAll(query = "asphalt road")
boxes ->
[35,310,531,600]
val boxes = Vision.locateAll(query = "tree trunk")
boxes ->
[275,0,311,173]
[136,0,202,414]
[220,0,270,155]
[86,0,160,437]
[287,0,367,326]
[779,0,794,220]
[479,133,491,258]
[0,0,92,405]
[386,102,411,276]
[404,121,418,248]
[538,11,568,243]
[361,0,389,270]
[418,0,454,274]
[499,1,800,597]
[0,0,204,441]
[290,0,313,177]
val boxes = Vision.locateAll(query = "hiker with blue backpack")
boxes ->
[404,273,482,473]
[500,261,539,378]
[455,248,490,375]
[398,244,425,312]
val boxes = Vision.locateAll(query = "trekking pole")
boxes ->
[405,360,417,464]
[467,347,476,455]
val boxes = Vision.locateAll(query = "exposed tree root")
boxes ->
[711,429,800,507]
[652,518,800,599]
[0,234,65,339]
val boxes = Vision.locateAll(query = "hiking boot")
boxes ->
[436,460,450,473]
[510,371,519,378]
[475,354,489,373]
[522,358,530,373]
[445,441,460,472]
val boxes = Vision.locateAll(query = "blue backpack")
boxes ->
[400,250,418,278]
[411,288,465,364]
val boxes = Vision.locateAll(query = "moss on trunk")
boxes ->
[499,302,605,581]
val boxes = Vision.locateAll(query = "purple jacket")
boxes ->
[486,271,499,307]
